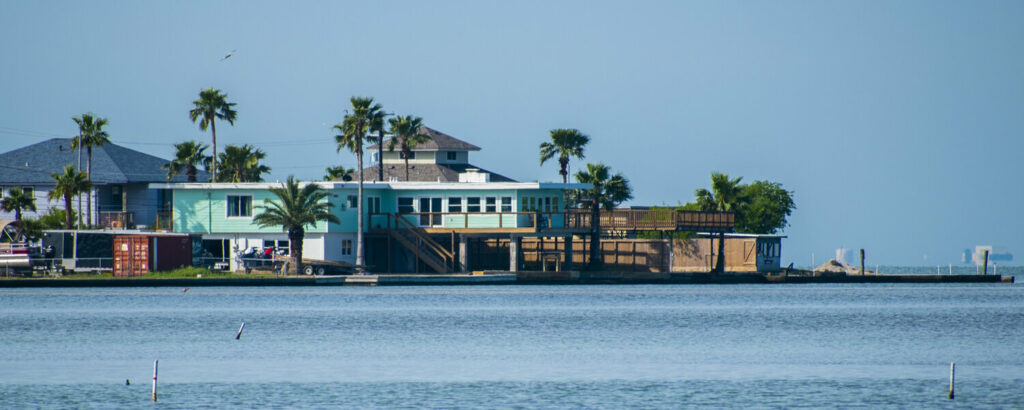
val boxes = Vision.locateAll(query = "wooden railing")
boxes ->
[155,212,173,231]
[377,213,455,273]
[98,211,134,229]
[369,209,733,232]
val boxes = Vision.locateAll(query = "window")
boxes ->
[466,197,481,212]
[447,151,457,161]
[544,197,552,212]
[347,195,358,209]
[366,197,381,214]
[500,196,512,212]
[21,187,33,198]
[448,197,462,213]
[398,197,414,214]
[399,151,416,159]
[226,195,252,217]
[263,240,290,255]
[527,197,536,212]
[485,197,497,212]
[341,239,353,256]
[551,197,559,212]
[371,152,379,164]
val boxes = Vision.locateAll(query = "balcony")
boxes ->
[98,211,134,229]
[155,212,173,231]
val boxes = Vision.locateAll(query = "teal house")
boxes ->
[152,128,590,273]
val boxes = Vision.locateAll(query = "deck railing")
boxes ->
[368,209,733,232]
[98,211,134,229]
[155,212,173,231]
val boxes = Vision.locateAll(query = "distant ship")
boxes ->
[963,246,1013,265]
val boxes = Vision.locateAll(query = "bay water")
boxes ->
[1,283,1022,408]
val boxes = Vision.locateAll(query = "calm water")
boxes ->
[1,284,1022,408]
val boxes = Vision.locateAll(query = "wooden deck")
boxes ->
[370,209,733,235]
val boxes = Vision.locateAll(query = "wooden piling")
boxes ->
[236,322,246,340]
[948,362,955,399]
[152,360,158,402]
[983,250,989,275]
[860,249,865,276]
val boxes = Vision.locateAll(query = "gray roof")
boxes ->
[0,138,208,185]
[366,126,481,152]
[344,163,516,183]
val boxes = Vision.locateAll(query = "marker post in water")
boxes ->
[152,359,158,402]
[236,322,246,340]
[948,362,955,400]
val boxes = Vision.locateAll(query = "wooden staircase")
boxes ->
[386,213,455,273]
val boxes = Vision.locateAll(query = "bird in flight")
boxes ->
[221,49,236,61]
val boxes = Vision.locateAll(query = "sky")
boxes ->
[1,1,1022,266]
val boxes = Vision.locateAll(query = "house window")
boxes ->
[399,151,416,160]
[366,197,381,214]
[500,196,512,212]
[485,197,497,212]
[527,197,536,212]
[347,195,357,209]
[21,187,33,198]
[226,195,252,217]
[262,239,290,255]
[341,239,353,256]
[371,152,379,164]
[398,197,414,214]
[551,197,559,212]
[447,151,457,161]
[448,197,462,213]
[544,197,552,213]
[466,197,481,212]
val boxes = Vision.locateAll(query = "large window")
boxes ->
[446,151,457,161]
[466,197,481,212]
[485,197,497,213]
[399,151,416,159]
[366,197,381,214]
[263,239,290,255]
[551,197,559,212]
[448,197,462,213]
[500,196,512,212]
[398,197,415,214]
[226,195,252,217]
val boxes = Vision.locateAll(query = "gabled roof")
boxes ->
[366,126,481,152]
[344,163,516,183]
[0,138,208,185]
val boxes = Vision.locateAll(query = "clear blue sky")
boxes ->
[2,1,1022,266]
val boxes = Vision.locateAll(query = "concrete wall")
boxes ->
[672,237,766,273]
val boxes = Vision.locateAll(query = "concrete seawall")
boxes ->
[0,272,1012,287]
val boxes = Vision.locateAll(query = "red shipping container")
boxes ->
[113,234,192,277]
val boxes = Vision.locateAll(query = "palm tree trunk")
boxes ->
[356,148,365,272]
[714,232,726,273]
[377,129,384,181]
[86,147,93,227]
[64,194,73,229]
[289,228,303,275]
[559,156,569,184]
[76,135,82,230]
[210,117,218,183]
[404,156,410,181]
[590,197,601,270]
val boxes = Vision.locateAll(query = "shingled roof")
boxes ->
[0,138,208,185]
[366,126,481,151]
[344,163,516,183]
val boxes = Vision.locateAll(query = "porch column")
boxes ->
[509,235,520,272]
[458,235,468,273]
[564,235,574,271]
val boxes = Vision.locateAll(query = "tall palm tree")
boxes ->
[387,115,431,181]
[1,188,37,222]
[216,144,271,182]
[253,176,340,275]
[334,96,382,271]
[323,166,355,181]
[49,165,91,229]
[71,113,109,226]
[163,141,210,182]
[540,128,590,183]
[574,163,633,269]
[694,172,749,274]
[189,88,237,183]
[369,108,389,181]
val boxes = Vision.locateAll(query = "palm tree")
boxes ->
[189,88,237,183]
[694,172,749,274]
[71,113,109,226]
[369,108,389,181]
[334,96,382,271]
[323,166,355,181]
[216,144,270,182]
[49,165,91,229]
[387,115,431,181]
[1,188,37,222]
[253,176,340,275]
[540,128,590,183]
[574,163,633,269]
[163,141,210,182]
